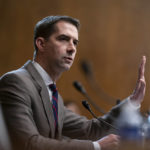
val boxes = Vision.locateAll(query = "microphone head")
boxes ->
[116,99,121,105]
[80,60,93,78]
[82,100,91,111]
[73,81,86,94]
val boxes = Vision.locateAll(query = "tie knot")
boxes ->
[49,84,57,92]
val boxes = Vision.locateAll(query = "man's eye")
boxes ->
[73,40,79,46]
[57,36,69,41]
[60,37,67,41]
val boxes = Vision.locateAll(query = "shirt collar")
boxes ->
[33,61,55,86]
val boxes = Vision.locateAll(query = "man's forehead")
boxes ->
[55,20,78,28]
[54,21,79,39]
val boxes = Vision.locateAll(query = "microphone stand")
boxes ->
[80,60,117,105]
[82,100,119,131]
[73,81,106,115]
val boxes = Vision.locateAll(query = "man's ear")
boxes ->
[35,37,46,52]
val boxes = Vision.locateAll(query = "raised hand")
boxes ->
[130,56,146,104]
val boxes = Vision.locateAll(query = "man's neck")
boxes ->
[34,58,62,82]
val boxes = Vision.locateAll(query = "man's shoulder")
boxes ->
[1,63,28,78]
[0,60,45,93]
[0,60,34,85]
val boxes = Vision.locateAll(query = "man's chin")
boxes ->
[58,62,73,72]
[64,66,71,71]
[62,64,72,71]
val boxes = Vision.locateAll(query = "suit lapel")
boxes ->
[23,60,56,137]
[39,88,55,137]
[57,94,64,137]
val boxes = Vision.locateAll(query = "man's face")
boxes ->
[43,21,79,73]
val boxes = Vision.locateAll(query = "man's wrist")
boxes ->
[127,97,141,109]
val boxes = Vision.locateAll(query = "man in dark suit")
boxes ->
[0,16,146,150]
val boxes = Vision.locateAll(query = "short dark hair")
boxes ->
[33,15,80,53]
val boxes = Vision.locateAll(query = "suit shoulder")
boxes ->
[0,68,30,83]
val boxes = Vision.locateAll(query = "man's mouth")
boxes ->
[64,57,73,63]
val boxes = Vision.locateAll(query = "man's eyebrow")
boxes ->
[58,34,79,42]
[58,34,68,37]
[56,34,70,39]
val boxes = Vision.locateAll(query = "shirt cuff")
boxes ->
[93,142,101,150]
[127,97,141,110]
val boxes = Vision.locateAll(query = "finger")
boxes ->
[113,141,120,150]
[132,79,140,96]
[138,56,146,80]
[131,79,145,100]
[132,56,146,98]
[131,80,142,100]
[135,79,146,100]
[140,56,146,77]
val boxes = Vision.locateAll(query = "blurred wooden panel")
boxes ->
[0,0,150,117]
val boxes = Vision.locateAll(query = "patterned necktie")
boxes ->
[49,84,58,129]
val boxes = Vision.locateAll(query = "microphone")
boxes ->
[73,80,86,94]
[80,60,93,78]
[116,99,121,105]
[82,100,119,131]
[73,81,106,114]
[80,60,116,105]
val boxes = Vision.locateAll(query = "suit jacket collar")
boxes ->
[33,61,54,86]
[22,60,58,138]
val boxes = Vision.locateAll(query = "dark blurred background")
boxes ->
[0,0,150,118]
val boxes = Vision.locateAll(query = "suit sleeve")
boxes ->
[0,73,94,150]
[62,98,127,140]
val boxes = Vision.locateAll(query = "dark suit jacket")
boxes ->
[0,60,125,150]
